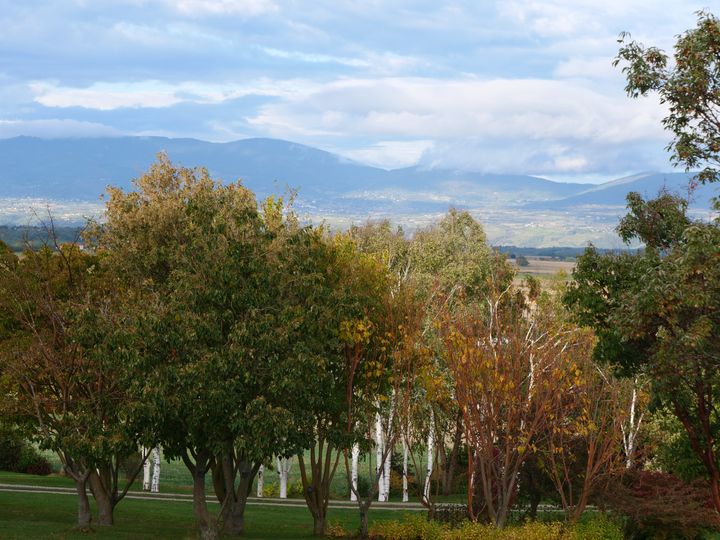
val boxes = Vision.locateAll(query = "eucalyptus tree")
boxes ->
[615,10,720,185]
[97,157,312,538]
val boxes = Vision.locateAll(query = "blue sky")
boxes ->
[0,0,710,180]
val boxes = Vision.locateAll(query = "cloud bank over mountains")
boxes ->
[0,0,709,178]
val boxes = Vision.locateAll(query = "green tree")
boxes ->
[614,222,720,512]
[566,190,720,514]
[97,156,312,539]
[615,10,720,186]
[0,241,152,528]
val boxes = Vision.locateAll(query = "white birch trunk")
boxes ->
[277,457,290,499]
[423,410,435,502]
[350,443,360,501]
[402,437,409,502]
[150,447,160,493]
[383,439,391,500]
[375,412,386,502]
[256,465,264,497]
[622,378,644,468]
[382,393,396,501]
[142,446,151,491]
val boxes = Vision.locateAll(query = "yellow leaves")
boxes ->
[339,318,374,345]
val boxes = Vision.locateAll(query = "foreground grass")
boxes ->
[0,490,402,539]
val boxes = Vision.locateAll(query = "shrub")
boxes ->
[23,456,52,476]
[369,514,446,540]
[569,513,624,540]
[263,482,279,497]
[433,504,469,527]
[287,478,305,498]
[326,520,350,538]
[368,514,622,540]
[599,470,720,539]
[0,425,51,475]
[119,451,143,482]
[0,432,24,472]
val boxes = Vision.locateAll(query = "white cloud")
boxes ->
[248,76,667,144]
[167,0,277,16]
[260,47,369,68]
[29,79,313,110]
[336,140,434,169]
[0,119,122,138]
[554,56,620,80]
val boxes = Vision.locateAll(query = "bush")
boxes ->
[326,520,350,538]
[599,470,720,539]
[0,425,51,475]
[263,482,279,497]
[369,514,623,540]
[0,431,24,472]
[287,478,305,498]
[569,513,624,540]
[119,451,143,482]
[369,514,446,540]
[433,504,469,528]
[23,456,52,476]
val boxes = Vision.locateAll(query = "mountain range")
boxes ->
[0,136,717,247]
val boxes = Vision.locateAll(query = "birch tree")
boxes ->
[276,457,291,499]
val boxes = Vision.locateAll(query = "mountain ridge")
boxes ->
[1,136,717,247]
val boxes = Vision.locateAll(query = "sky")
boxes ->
[0,0,712,181]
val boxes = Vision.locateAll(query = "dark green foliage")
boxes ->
[563,243,654,375]
[516,255,530,267]
[0,225,83,253]
[0,424,51,475]
[617,190,690,252]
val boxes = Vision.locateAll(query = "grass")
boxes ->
[0,490,404,539]
[29,449,431,502]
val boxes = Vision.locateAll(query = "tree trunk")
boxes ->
[402,437,409,502]
[359,505,369,538]
[94,491,114,526]
[277,457,290,499]
[142,446,152,491]
[383,440,391,501]
[193,467,217,540]
[183,451,217,540]
[442,412,463,496]
[424,410,435,502]
[74,475,92,529]
[351,444,359,501]
[151,447,161,493]
[313,515,326,536]
[88,470,115,526]
[298,436,340,537]
[222,459,259,536]
[256,465,264,497]
[375,412,386,502]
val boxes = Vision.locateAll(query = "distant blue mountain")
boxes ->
[525,172,718,210]
[0,136,716,216]
[0,136,589,201]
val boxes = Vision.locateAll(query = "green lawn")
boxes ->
[0,490,405,539]
[29,449,432,502]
